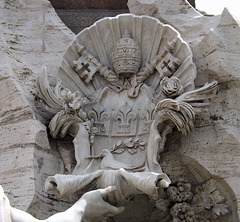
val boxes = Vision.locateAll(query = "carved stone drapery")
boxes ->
[37,14,218,221]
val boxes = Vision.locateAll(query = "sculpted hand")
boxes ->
[1,185,124,222]
[81,186,125,221]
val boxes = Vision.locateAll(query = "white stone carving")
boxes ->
[170,202,195,222]
[167,179,193,203]
[0,186,11,222]
[161,77,183,98]
[0,185,124,222]
[1,0,240,220]
[193,179,230,219]
[155,179,230,222]
[37,14,218,219]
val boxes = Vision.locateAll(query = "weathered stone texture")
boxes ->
[128,0,240,219]
[0,0,75,216]
[0,0,240,220]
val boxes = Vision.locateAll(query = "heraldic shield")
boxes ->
[38,14,217,206]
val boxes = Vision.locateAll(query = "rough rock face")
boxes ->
[0,0,240,220]
[128,0,240,220]
[0,0,75,217]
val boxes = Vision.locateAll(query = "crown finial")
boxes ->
[122,29,131,38]
[112,30,141,76]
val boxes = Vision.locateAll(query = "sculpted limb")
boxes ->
[0,185,12,222]
[0,185,124,222]
[81,186,125,221]
[46,186,124,222]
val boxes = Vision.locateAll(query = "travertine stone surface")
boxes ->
[0,0,240,221]
[128,0,240,220]
[0,185,124,222]
[0,0,75,216]
[37,13,221,221]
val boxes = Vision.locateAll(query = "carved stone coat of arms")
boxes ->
[38,14,218,218]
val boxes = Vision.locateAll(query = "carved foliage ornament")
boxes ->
[156,179,230,222]
[37,14,218,220]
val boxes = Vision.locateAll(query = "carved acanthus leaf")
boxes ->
[193,179,230,219]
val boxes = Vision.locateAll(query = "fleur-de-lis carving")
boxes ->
[140,103,155,131]
[115,102,137,134]
[88,103,110,132]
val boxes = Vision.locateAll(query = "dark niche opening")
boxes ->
[48,0,195,34]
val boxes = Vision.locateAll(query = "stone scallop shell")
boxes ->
[58,14,196,98]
